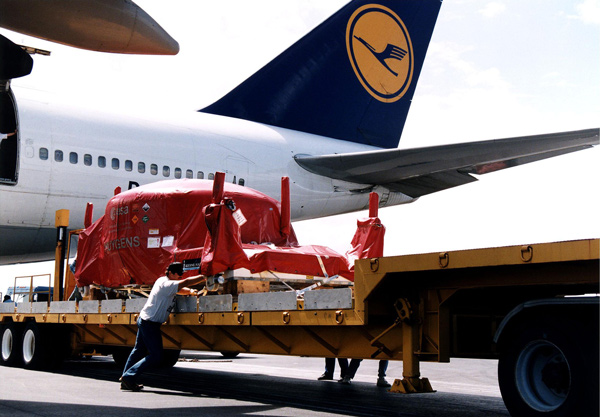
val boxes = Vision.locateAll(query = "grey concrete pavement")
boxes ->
[0,353,509,416]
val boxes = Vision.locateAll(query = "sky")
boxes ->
[1,0,599,293]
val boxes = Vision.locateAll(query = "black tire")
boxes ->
[112,346,133,370]
[498,316,599,417]
[21,322,59,370]
[160,349,181,369]
[1,323,23,367]
[220,351,240,359]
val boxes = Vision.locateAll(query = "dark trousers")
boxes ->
[122,317,163,382]
[325,358,389,379]
[324,357,349,378]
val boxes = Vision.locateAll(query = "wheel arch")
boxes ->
[494,296,599,349]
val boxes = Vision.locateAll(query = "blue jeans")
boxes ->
[121,317,163,382]
[378,360,388,378]
[346,359,363,378]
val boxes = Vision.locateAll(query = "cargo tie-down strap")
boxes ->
[296,255,339,296]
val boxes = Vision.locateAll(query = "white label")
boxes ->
[161,236,174,247]
[232,209,247,226]
[147,237,160,248]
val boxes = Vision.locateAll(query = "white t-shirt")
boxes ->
[139,276,179,323]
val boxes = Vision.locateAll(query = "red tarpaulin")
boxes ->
[75,178,298,287]
[75,176,384,288]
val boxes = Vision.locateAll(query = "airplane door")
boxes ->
[0,87,19,185]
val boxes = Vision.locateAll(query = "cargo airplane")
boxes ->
[0,0,598,264]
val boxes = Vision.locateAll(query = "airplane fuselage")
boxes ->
[0,89,414,263]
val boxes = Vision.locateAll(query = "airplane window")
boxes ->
[174,167,182,179]
[39,148,48,160]
[138,162,145,173]
[163,166,170,177]
[151,164,158,175]
[84,154,92,166]
[197,171,204,179]
[98,156,106,168]
[125,160,133,172]
[239,178,245,186]
[112,158,120,170]
[208,173,214,180]
[186,170,193,179]
[69,152,78,164]
[54,150,63,162]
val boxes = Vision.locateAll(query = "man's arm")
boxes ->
[176,275,206,294]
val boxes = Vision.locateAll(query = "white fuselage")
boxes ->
[0,89,414,263]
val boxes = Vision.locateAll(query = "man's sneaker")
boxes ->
[317,373,333,381]
[377,377,391,387]
[120,378,143,391]
[338,376,352,385]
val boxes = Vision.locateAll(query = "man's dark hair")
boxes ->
[166,262,184,276]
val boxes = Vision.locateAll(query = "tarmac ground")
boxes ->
[0,351,510,416]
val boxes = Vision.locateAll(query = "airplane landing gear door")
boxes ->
[0,86,19,185]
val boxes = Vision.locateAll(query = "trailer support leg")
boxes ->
[390,299,435,394]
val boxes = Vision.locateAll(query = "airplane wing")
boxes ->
[294,128,599,198]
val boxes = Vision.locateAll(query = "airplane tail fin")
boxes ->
[201,0,442,149]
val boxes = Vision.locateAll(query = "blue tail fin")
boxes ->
[201,0,442,149]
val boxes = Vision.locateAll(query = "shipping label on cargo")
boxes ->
[183,258,201,271]
[147,237,160,249]
[162,236,174,247]
[232,209,247,226]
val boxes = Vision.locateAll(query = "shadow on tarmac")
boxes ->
[0,355,510,417]
[1,401,288,417]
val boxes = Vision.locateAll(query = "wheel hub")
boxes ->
[516,340,570,412]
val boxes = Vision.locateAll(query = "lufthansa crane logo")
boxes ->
[346,4,413,103]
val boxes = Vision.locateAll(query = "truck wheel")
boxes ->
[1,323,23,366]
[498,317,598,417]
[112,346,133,370]
[22,322,55,370]
[160,349,181,369]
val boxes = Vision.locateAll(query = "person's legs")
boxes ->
[378,360,388,378]
[377,360,391,387]
[318,358,336,380]
[121,319,163,386]
[337,358,349,379]
[346,359,362,378]
[122,320,148,376]
[339,359,362,384]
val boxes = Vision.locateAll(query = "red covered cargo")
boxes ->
[75,174,385,289]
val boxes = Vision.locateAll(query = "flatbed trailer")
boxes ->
[1,238,598,417]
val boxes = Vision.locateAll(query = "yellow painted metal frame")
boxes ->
[2,239,598,394]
